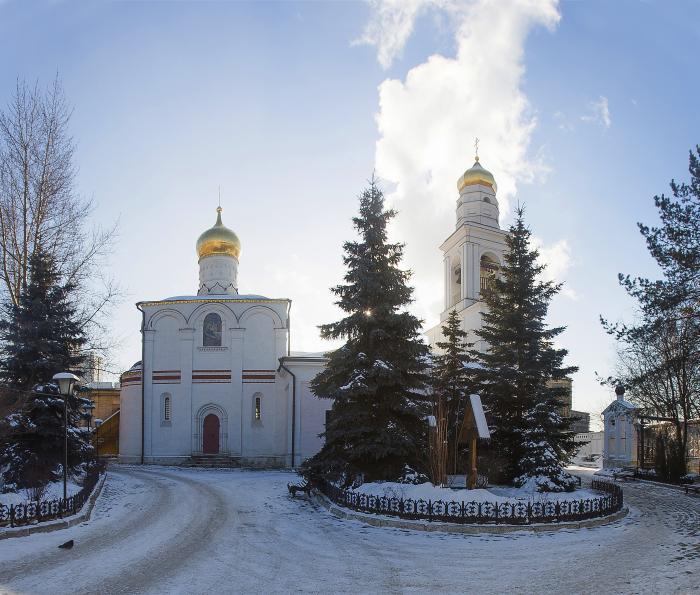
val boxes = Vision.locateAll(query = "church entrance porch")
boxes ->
[203,414,220,454]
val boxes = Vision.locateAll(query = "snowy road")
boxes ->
[0,466,698,594]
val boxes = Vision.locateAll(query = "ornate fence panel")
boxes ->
[0,468,103,528]
[319,478,623,525]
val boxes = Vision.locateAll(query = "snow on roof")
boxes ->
[87,381,119,390]
[470,394,490,439]
[602,398,638,415]
[160,294,276,301]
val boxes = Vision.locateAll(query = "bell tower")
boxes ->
[426,150,508,351]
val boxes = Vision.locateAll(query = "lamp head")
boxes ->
[52,372,81,397]
[94,419,103,428]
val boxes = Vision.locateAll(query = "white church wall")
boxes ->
[299,380,329,463]
[242,310,278,371]
[119,378,142,463]
[240,383,286,466]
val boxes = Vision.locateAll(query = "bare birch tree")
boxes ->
[0,77,118,358]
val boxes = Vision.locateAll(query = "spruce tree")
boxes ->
[0,247,92,490]
[619,146,700,316]
[602,147,700,475]
[303,179,429,485]
[430,310,478,482]
[476,208,578,491]
[0,248,87,389]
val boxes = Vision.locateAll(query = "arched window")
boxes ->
[164,396,171,421]
[203,313,222,346]
[480,254,499,293]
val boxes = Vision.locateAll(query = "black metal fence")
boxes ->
[319,478,623,525]
[0,468,103,528]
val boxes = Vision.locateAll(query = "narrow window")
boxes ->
[254,395,261,421]
[203,313,222,347]
[161,392,172,426]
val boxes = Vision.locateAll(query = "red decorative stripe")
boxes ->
[243,369,275,372]
[192,375,231,380]
[153,370,180,373]
[192,369,231,373]
[242,375,275,380]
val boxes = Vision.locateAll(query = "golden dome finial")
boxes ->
[196,206,241,260]
[474,137,480,162]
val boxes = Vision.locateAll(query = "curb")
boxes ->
[311,491,628,534]
[599,474,699,493]
[0,472,107,540]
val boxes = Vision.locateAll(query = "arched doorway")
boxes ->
[203,414,220,454]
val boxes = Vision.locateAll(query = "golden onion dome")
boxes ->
[196,207,241,260]
[457,156,497,193]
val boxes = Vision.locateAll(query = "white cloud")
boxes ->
[365,0,561,329]
[553,110,574,132]
[533,236,577,300]
[581,96,611,129]
[355,0,437,69]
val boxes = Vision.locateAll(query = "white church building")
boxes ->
[119,154,546,469]
[119,208,330,467]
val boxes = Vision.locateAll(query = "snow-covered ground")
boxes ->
[0,477,84,507]
[0,465,698,594]
[352,481,601,504]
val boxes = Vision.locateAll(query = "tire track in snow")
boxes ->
[75,468,230,594]
[0,467,171,588]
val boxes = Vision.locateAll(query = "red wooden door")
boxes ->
[203,414,220,454]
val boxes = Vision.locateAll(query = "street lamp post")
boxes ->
[95,419,103,463]
[85,401,96,469]
[53,372,80,504]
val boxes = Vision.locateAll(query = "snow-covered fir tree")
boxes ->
[0,247,87,389]
[302,179,429,485]
[476,208,578,491]
[429,309,478,483]
[0,248,93,490]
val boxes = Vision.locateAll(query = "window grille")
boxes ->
[255,395,261,421]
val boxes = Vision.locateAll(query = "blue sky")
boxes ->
[1,0,698,426]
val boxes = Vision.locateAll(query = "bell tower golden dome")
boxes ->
[196,206,241,261]
[457,156,497,193]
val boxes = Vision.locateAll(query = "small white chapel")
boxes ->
[118,208,330,467]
